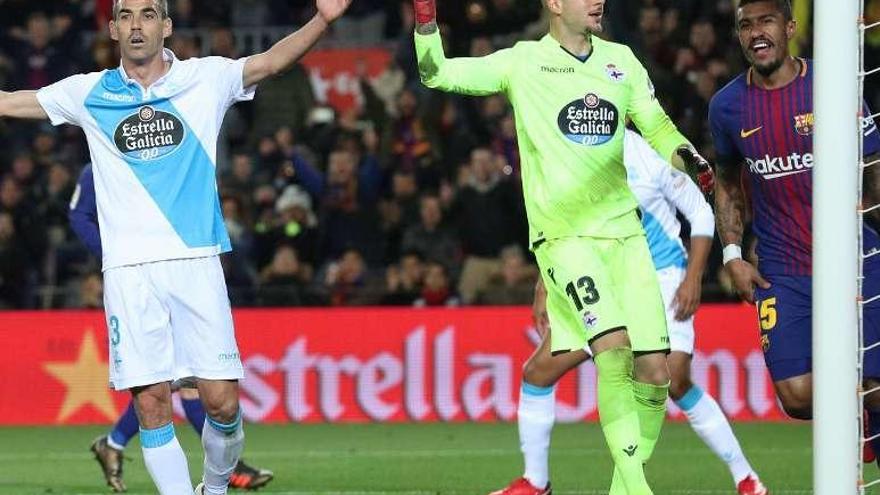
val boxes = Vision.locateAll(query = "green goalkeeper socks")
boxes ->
[594,348,653,495]
[609,379,670,494]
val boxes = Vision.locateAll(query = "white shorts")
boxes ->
[656,265,695,354]
[103,256,243,390]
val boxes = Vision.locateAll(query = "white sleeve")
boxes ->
[36,74,93,127]
[197,56,257,107]
[658,163,715,238]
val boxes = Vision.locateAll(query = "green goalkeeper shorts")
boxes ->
[535,234,669,355]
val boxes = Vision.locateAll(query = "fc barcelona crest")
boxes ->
[794,113,814,136]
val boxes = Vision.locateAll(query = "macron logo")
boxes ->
[747,152,813,180]
[541,66,574,74]
[103,92,136,103]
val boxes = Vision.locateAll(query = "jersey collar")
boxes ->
[117,48,179,89]
[541,33,595,64]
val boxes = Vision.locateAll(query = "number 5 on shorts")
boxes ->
[565,276,600,311]
[759,297,777,331]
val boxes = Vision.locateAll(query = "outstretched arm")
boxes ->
[413,0,511,95]
[243,0,352,88]
[0,90,48,120]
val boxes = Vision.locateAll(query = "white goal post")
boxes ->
[813,0,860,492]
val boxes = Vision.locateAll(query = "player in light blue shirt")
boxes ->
[0,1,353,494]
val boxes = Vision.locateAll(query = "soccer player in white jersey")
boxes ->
[491,130,767,495]
[0,1,352,493]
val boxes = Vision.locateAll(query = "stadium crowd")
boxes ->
[0,0,861,309]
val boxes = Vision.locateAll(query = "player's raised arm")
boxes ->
[0,90,48,120]
[243,0,352,88]
[413,0,512,95]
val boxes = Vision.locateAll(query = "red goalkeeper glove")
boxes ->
[414,0,437,25]
[677,147,715,194]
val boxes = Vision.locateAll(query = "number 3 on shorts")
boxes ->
[565,276,600,311]
[109,316,121,346]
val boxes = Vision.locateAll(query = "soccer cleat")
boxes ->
[90,435,127,492]
[229,459,275,490]
[194,482,205,495]
[488,477,551,495]
[737,474,769,495]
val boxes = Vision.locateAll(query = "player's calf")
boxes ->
[773,375,812,420]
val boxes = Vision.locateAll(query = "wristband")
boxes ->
[722,244,743,265]
[414,0,437,25]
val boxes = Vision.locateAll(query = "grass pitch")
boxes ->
[0,422,824,494]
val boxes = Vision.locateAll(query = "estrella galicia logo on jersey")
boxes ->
[793,112,814,136]
[113,105,185,161]
[557,93,619,146]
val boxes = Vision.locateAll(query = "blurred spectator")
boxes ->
[451,147,523,303]
[400,194,460,273]
[473,245,537,305]
[382,250,425,306]
[257,244,312,306]
[386,88,440,189]
[249,65,315,142]
[333,0,386,44]
[318,149,384,264]
[0,211,29,308]
[414,261,460,307]
[254,185,319,268]
[9,12,72,89]
[66,271,103,309]
[231,0,272,27]
[321,248,384,306]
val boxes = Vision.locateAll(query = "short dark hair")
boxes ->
[113,0,169,21]
[738,0,793,22]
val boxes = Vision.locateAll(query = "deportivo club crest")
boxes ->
[557,93,619,146]
[605,64,625,82]
[113,105,186,161]
[793,113,814,136]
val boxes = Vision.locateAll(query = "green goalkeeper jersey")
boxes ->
[415,31,691,247]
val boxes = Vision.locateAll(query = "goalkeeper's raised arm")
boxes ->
[413,0,513,96]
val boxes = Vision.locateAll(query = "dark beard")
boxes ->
[754,56,785,77]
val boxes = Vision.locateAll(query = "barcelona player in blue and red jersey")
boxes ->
[710,0,880,456]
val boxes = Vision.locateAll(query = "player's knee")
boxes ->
[634,355,670,386]
[203,398,239,424]
[522,358,555,388]
[668,376,694,401]
[131,385,173,427]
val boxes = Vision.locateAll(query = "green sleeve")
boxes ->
[625,48,691,163]
[415,30,512,96]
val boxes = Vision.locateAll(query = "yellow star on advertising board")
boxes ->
[43,329,117,423]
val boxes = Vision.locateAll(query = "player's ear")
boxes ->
[545,0,562,15]
[109,19,119,42]
[786,18,796,40]
[162,17,172,39]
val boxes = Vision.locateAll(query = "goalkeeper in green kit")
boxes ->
[413,0,715,493]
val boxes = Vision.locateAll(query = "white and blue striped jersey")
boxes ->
[624,129,715,271]
[36,49,255,270]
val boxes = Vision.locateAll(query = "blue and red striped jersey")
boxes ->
[709,59,880,276]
